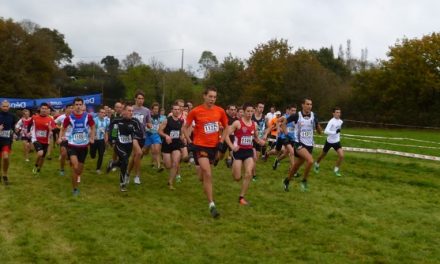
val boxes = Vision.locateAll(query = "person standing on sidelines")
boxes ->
[15,109,33,162]
[281,98,322,192]
[54,104,73,176]
[59,98,95,196]
[144,102,165,171]
[314,107,344,176]
[0,100,17,185]
[224,103,265,205]
[158,103,185,190]
[90,107,110,174]
[128,91,151,184]
[183,87,229,218]
[30,103,56,175]
[106,104,143,192]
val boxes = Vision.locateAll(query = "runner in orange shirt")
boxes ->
[183,87,229,218]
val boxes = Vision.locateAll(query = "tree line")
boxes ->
[1,18,439,126]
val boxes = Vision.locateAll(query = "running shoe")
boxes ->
[334,171,342,177]
[157,167,164,173]
[106,160,113,174]
[272,158,279,170]
[32,167,38,175]
[262,154,268,162]
[313,163,320,173]
[225,158,233,168]
[300,180,309,192]
[293,172,301,178]
[252,175,257,182]
[210,205,220,218]
[168,183,175,190]
[239,197,249,206]
[120,184,127,192]
[2,176,9,185]
[134,176,141,185]
[283,177,290,192]
[176,175,181,183]
[25,159,30,162]
[59,170,65,176]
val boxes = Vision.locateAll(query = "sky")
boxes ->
[2,0,439,73]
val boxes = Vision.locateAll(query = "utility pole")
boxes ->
[181,49,184,71]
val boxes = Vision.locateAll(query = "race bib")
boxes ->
[300,130,313,138]
[287,127,295,133]
[204,122,219,134]
[240,136,253,146]
[0,130,11,138]
[170,130,180,139]
[119,135,132,144]
[73,132,86,142]
[36,130,47,138]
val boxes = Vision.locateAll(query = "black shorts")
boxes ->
[253,141,266,152]
[193,145,217,165]
[294,142,313,157]
[137,139,145,149]
[231,148,254,161]
[22,137,31,143]
[323,141,342,153]
[275,137,287,152]
[60,140,68,148]
[67,146,89,163]
[219,135,234,154]
[33,142,49,157]
[162,141,182,154]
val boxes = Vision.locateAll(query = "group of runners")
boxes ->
[0,87,344,218]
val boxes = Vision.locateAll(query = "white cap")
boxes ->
[275,111,281,115]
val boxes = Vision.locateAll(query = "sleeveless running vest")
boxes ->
[68,113,90,147]
[296,112,315,146]
[164,116,183,143]
[234,119,255,150]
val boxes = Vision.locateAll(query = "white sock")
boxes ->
[315,162,319,167]
[209,201,215,208]
[334,167,339,172]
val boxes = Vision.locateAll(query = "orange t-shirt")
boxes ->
[186,105,228,148]
[269,117,278,137]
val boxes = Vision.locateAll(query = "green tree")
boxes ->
[101,55,120,76]
[198,51,218,78]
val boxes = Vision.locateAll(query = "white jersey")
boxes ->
[324,117,343,144]
[55,114,72,137]
[296,112,316,147]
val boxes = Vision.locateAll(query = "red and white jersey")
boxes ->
[15,117,33,138]
[234,119,256,150]
[30,114,56,144]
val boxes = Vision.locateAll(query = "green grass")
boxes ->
[315,128,440,157]
[1,129,440,263]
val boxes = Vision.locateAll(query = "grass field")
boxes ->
[0,128,439,263]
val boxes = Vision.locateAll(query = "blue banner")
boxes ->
[35,94,102,109]
[0,98,35,109]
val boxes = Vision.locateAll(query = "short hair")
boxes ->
[302,97,312,104]
[290,104,297,109]
[40,102,50,108]
[242,102,254,111]
[73,97,83,104]
[135,90,145,98]
[256,102,264,107]
[151,102,160,109]
[333,107,341,112]
[203,86,217,95]
[171,102,181,109]
[227,104,237,110]
[174,99,184,105]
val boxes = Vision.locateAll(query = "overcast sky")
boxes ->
[2,0,439,73]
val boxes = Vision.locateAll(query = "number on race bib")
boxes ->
[240,136,253,146]
[119,135,132,144]
[73,132,86,141]
[204,122,219,134]
[36,130,47,137]
[300,130,313,137]
[170,130,180,139]
[0,130,11,138]
[287,127,295,133]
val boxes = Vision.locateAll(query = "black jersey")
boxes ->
[164,116,183,144]
[0,111,17,144]
[252,114,266,138]
[108,117,143,145]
